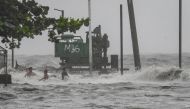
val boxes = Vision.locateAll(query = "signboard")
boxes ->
[55,42,89,58]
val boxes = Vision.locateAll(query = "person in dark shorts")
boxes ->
[62,67,69,80]
[39,67,49,81]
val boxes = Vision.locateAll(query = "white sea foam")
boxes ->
[1,54,190,85]
[2,55,190,109]
[6,65,190,86]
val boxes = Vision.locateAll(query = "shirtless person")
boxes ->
[39,67,49,81]
[25,67,36,77]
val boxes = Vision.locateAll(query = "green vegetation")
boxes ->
[0,0,89,48]
[48,17,89,42]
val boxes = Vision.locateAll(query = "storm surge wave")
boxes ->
[2,65,189,86]
[1,54,190,85]
[1,55,190,109]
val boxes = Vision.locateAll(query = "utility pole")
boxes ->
[179,0,182,68]
[120,4,124,75]
[127,0,141,70]
[88,0,93,74]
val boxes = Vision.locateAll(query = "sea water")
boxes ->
[1,54,190,109]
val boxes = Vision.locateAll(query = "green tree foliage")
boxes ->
[48,17,89,42]
[0,0,89,48]
[0,0,55,48]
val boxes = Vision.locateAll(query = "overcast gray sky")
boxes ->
[2,0,190,55]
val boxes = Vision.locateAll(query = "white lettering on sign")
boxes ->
[64,44,80,53]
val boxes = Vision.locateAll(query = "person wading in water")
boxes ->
[62,67,69,80]
[25,67,36,77]
[39,67,49,81]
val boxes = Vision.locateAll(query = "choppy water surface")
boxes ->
[1,54,190,109]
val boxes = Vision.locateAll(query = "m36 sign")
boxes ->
[64,44,80,53]
[54,34,89,58]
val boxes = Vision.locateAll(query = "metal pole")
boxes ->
[61,10,64,35]
[127,0,141,70]
[54,8,66,69]
[61,10,64,17]
[5,50,8,86]
[88,0,93,74]
[12,38,14,68]
[6,51,7,75]
[4,51,6,74]
[179,0,182,68]
[120,4,124,75]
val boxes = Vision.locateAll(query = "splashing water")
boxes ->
[5,65,190,86]
[1,54,190,109]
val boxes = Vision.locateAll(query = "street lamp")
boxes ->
[54,8,65,69]
[54,8,64,17]
[54,8,64,36]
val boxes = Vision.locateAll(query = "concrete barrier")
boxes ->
[0,74,12,84]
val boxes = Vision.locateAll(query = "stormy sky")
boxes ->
[1,0,190,55]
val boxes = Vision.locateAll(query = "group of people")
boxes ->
[24,67,69,81]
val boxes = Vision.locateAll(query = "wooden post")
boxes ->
[179,0,182,68]
[120,4,124,75]
[127,0,141,70]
